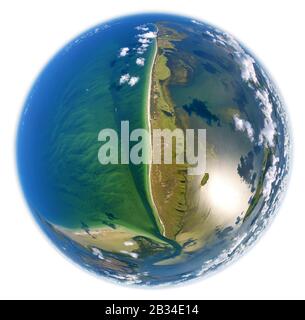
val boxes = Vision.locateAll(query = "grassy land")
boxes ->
[150,23,189,239]
[155,55,171,81]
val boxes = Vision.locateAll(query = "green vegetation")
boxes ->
[153,53,175,121]
[150,23,189,239]
[155,55,171,81]
[200,173,209,187]
[244,148,273,220]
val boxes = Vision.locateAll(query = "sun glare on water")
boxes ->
[202,169,252,223]
[208,174,241,213]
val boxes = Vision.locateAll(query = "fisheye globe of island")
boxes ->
[17,14,290,286]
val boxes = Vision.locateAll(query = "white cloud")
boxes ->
[206,30,277,148]
[120,250,139,259]
[224,34,258,84]
[136,57,145,66]
[128,76,140,87]
[92,248,104,260]
[137,46,146,55]
[207,31,258,84]
[205,30,214,37]
[134,30,157,56]
[136,25,149,32]
[233,114,255,142]
[138,38,150,44]
[256,89,276,147]
[119,73,130,85]
[120,74,140,87]
[191,19,204,26]
[238,54,257,84]
[263,156,279,199]
[119,47,129,57]
[138,31,157,39]
[137,43,149,55]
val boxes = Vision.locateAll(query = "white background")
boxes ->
[0,0,304,300]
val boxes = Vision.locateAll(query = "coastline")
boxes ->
[146,32,166,236]
[51,219,169,246]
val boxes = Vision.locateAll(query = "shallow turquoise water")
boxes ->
[18,16,160,235]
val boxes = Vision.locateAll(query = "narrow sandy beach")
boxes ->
[146,33,166,236]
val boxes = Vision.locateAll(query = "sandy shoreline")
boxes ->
[147,32,166,236]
